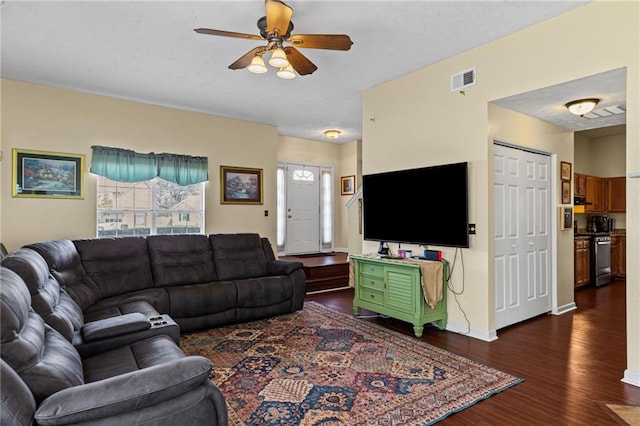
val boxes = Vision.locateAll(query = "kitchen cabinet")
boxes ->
[585,176,606,212]
[575,173,586,198]
[574,238,590,287]
[351,256,447,337]
[606,177,626,212]
[611,235,626,278]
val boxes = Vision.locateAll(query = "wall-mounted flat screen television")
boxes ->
[362,161,469,249]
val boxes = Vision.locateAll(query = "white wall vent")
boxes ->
[451,67,477,92]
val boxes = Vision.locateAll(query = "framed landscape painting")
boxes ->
[560,161,572,181]
[341,175,355,195]
[12,149,85,199]
[220,165,263,204]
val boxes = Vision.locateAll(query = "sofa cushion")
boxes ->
[147,234,217,286]
[0,268,84,404]
[1,248,85,342]
[74,237,154,298]
[83,290,168,322]
[235,276,294,309]
[82,335,186,383]
[166,281,236,317]
[25,240,101,311]
[209,233,268,280]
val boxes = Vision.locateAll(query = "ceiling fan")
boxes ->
[194,0,353,78]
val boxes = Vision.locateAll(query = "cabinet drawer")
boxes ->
[358,288,384,306]
[359,262,384,277]
[358,275,385,291]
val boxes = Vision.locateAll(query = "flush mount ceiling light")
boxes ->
[324,129,341,140]
[565,98,600,116]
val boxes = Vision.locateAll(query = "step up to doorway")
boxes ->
[279,252,350,293]
[304,263,350,293]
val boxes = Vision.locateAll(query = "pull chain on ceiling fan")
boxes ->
[194,0,353,79]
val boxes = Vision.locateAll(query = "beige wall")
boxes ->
[363,0,639,382]
[0,83,356,255]
[575,128,626,177]
[1,80,280,250]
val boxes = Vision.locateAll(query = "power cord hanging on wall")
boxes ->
[445,248,471,335]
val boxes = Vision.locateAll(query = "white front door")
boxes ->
[494,143,551,329]
[285,164,321,254]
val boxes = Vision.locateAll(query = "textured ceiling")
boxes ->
[1,1,619,144]
[493,67,627,132]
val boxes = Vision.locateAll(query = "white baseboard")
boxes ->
[553,302,577,315]
[306,286,351,295]
[445,320,498,342]
[622,369,640,388]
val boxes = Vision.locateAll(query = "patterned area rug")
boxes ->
[181,301,523,425]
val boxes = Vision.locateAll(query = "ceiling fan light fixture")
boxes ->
[565,98,600,116]
[277,64,296,79]
[269,47,289,68]
[247,55,268,74]
[324,129,341,140]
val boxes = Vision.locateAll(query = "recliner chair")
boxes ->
[0,267,228,426]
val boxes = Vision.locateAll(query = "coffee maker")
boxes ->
[590,215,610,233]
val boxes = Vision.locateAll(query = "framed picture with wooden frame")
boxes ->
[560,161,572,181]
[561,180,572,204]
[12,148,85,199]
[220,165,263,204]
[341,175,355,195]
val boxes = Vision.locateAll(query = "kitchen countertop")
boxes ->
[574,229,626,238]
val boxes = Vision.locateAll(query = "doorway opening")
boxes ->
[277,162,334,255]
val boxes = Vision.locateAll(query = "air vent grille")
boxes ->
[583,105,626,119]
[451,67,477,92]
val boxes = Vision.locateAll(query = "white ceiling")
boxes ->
[2,0,623,143]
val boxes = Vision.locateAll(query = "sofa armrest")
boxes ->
[267,259,303,276]
[81,312,151,342]
[35,356,212,426]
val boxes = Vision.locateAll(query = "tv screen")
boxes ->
[362,162,469,248]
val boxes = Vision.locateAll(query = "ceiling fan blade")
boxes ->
[265,0,293,36]
[284,47,317,75]
[289,34,353,51]
[229,47,263,70]
[194,28,262,41]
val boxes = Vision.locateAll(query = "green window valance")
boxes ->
[90,146,208,185]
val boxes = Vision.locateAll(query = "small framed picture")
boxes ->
[220,166,263,204]
[341,175,355,195]
[12,148,85,199]
[561,180,572,204]
[560,161,572,181]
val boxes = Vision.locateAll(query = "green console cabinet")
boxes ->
[351,256,447,337]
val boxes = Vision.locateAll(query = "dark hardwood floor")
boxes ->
[306,279,640,425]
